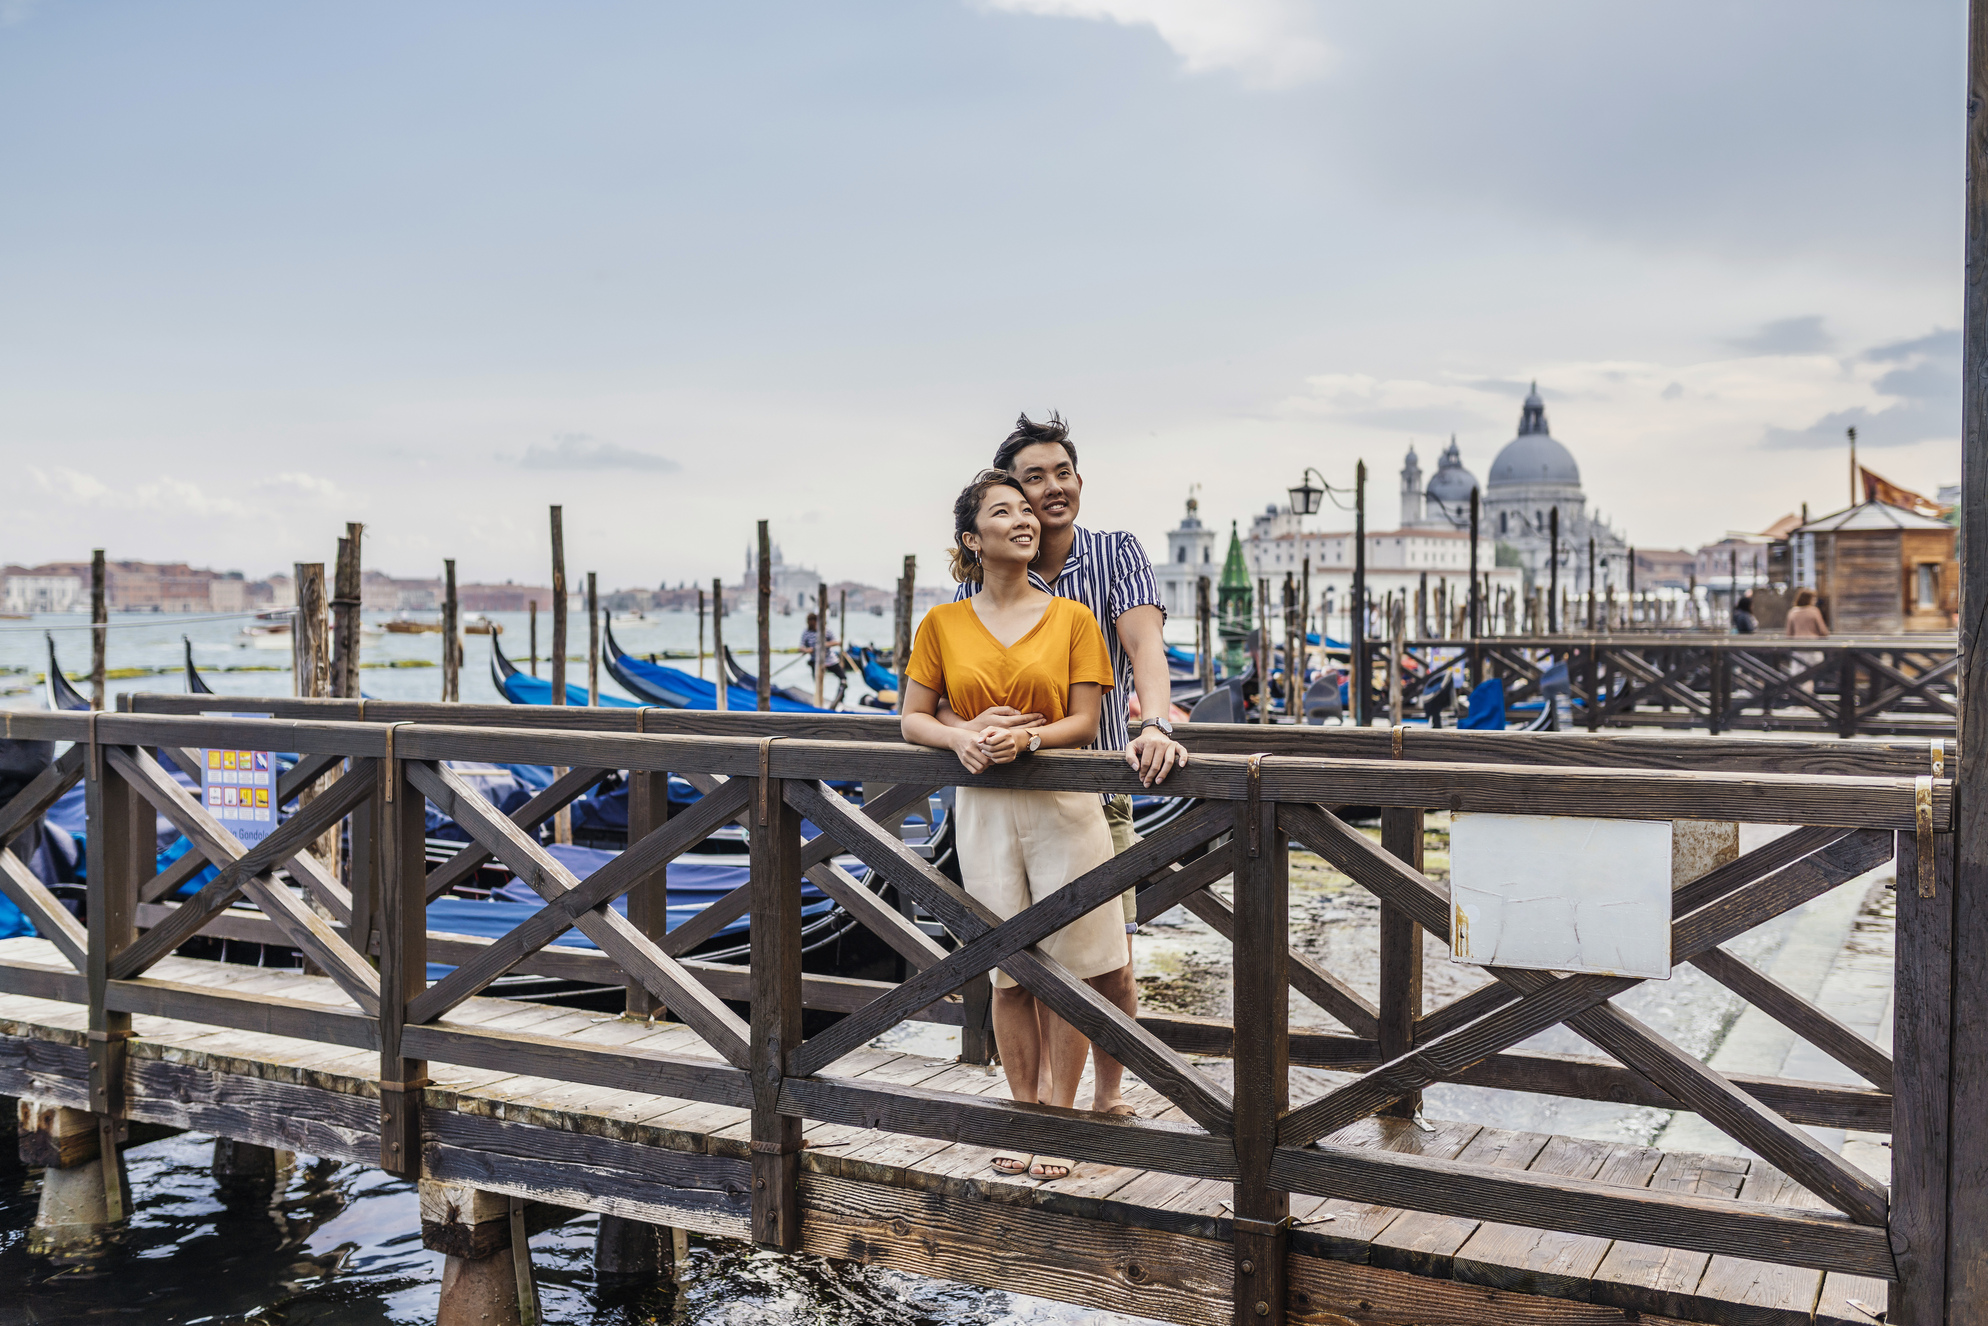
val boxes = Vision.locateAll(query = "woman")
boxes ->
[1785,587,1828,693]
[900,469,1126,1181]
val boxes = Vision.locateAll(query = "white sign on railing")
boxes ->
[1448,813,1673,980]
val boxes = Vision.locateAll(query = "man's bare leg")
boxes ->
[1086,954,1138,1113]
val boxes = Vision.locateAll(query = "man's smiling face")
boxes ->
[1006,441,1081,536]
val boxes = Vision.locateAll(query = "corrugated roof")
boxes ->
[1794,500,1953,534]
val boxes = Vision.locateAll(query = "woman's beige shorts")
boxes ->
[955,786,1125,989]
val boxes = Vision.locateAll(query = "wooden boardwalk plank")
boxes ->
[1290,1115,1480,1263]
[0,949,1894,1326]
[1691,1164,1826,1326]
[1452,1137,1665,1300]
[1589,1149,1751,1318]
[1368,1127,1551,1278]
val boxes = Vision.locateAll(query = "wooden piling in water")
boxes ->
[756,521,772,714]
[696,587,707,680]
[587,572,599,707]
[549,507,570,843]
[712,578,728,711]
[814,582,828,709]
[89,549,105,710]
[331,523,363,699]
[441,560,459,703]
[528,601,538,677]
[1197,575,1214,697]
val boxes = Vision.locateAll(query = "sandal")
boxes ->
[1100,1103,1140,1119]
[1029,1156,1074,1181]
[991,1153,1034,1176]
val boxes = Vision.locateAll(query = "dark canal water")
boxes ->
[0,1133,1088,1326]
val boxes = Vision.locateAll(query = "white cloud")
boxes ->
[979,0,1332,88]
[519,433,680,473]
[0,0,41,28]
[28,466,257,519]
[253,472,343,502]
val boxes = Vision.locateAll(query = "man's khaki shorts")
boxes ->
[1104,793,1140,928]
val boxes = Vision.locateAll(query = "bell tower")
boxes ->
[1399,444,1425,529]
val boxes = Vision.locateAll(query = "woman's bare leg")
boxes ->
[992,985,1043,1104]
[1035,999,1056,1101]
[1040,1007,1093,1110]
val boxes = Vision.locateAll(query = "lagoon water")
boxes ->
[0,605,922,712]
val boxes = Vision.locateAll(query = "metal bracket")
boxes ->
[1931,737,1946,780]
[1915,775,1936,898]
[1392,725,1406,759]
[1246,755,1264,858]
[758,736,785,825]
[382,723,408,800]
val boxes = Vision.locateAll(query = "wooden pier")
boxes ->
[1357,636,1957,738]
[0,697,1962,1324]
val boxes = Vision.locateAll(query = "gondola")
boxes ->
[601,618,837,713]
[183,636,215,695]
[488,629,641,707]
[43,635,89,711]
[722,644,832,710]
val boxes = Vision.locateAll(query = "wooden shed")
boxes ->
[1792,499,1957,633]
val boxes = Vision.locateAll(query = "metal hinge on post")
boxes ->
[1915,775,1936,898]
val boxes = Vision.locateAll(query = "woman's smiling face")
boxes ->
[963,482,1039,569]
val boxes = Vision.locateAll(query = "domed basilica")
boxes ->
[1397,385,1627,591]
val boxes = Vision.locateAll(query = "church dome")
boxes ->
[1424,436,1478,511]
[1489,384,1580,488]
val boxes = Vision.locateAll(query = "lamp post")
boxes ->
[1287,463,1367,724]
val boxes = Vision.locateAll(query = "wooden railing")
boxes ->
[0,699,1956,1321]
[1355,636,1958,737]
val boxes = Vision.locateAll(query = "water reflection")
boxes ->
[3,1133,1148,1326]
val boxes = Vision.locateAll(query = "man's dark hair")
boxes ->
[992,412,1077,474]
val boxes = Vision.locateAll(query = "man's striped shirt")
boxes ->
[955,524,1163,756]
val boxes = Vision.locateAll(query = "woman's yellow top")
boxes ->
[906,595,1113,727]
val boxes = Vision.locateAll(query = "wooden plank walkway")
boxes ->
[0,939,1884,1326]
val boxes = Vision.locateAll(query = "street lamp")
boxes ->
[1288,468,1327,518]
[1287,462,1368,723]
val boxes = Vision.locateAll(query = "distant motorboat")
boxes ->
[463,613,501,636]
[239,622,291,650]
[384,616,442,634]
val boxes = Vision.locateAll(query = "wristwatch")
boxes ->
[1026,730,1042,754]
[1138,716,1174,736]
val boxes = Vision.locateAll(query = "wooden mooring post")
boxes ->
[89,549,106,710]
[1942,3,1988,1319]
[441,559,459,703]
[756,521,772,714]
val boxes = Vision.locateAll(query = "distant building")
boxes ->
[1397,385,1630,592]
[1792,500,1957,633]
[1,569,82,614]
[1154,490,1218,618]
[6,560,244,613]
[742,544,823,617]
[1630,548,1698,591]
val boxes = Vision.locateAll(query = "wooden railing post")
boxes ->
[1377,807,1423,1120]
[624,768,670,1019]
[379,759,429,1177]
[1231,776,1288,1325]
[84,740,140,1126]
[1891,828,1953,1324]
[1707,646,1726,736]
[1583,645,1601,732]
[346,782,378,964]
[749,765,803,1251]
[1838,651,1859,739]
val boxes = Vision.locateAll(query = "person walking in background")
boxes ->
[900,469,1125,1182]
[1785,588,1828,638]
[934,412,1187,1120]
[1784,587,1828,693]
[1732,594,1758,635]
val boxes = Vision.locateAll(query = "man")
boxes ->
[941,412,1188,1118]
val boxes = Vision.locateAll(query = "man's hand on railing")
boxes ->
[1127,725,1187,788]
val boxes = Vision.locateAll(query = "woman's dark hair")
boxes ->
[1793,588,1816,607]
[948,469,1029,584]
[992,412,1076,474]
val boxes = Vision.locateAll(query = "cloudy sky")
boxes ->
[0,1,1963,589]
